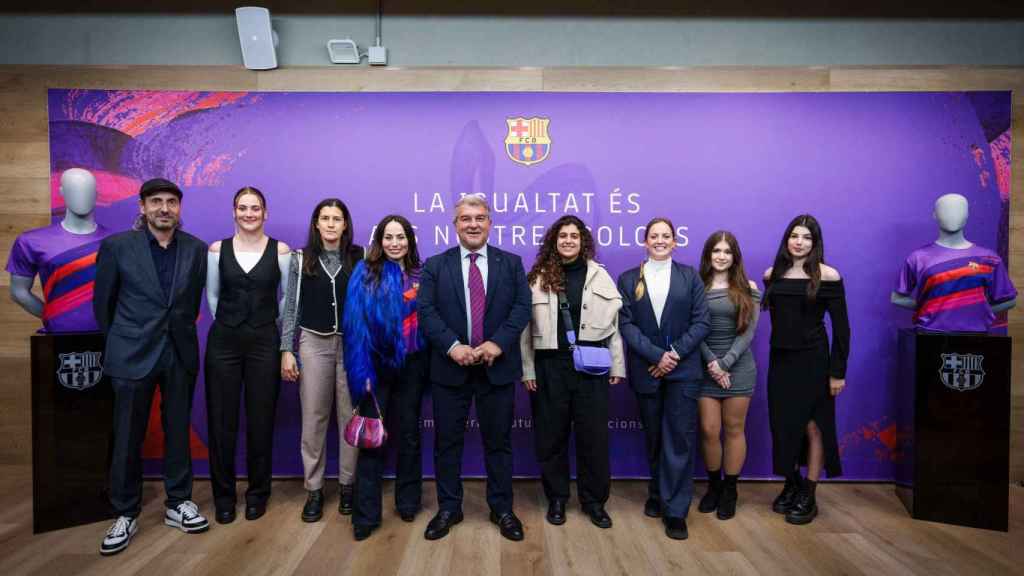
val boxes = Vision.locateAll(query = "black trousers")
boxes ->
[394,351,430,515]
[635,381,698,519]
[353,351,429,527]
[110,342,196,517]
[433,366,514,515]
[204,320,281,511]
[529,353,610,506]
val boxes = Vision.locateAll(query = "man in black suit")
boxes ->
[94,178,210,556]
[417,195,531,541]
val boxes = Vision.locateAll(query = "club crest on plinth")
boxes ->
[57,351,103,391]
[938,352,984,392]
[505,117,551,166]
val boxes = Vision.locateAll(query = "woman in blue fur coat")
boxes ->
[343,214,429,541]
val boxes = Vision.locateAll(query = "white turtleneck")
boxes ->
[643,257,673,326]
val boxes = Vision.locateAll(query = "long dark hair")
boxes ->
[699,230,755,335]
[364,214,421,286]
[764,214,825,307]
[635,216,676,301]
[302,198,354,276]
[528,215,596,292]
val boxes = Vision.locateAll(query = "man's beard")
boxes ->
[148,213,178,230]
[134,213,181,231]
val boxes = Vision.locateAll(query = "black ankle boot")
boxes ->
[339,483,354,515]
[772,473,801,514]
[717,474,739,520]
[301,489,324,522]
[698,469,722,513]
[785,479,818,525]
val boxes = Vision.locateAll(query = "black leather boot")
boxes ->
[785,479,818,525]
[339,483,354,515]
[716,474,739,520]
[698,469,722,513]
[301,489,324,522]
[772,473,801,514]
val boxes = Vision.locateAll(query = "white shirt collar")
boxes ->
[459,243,488,260]
[645,257,672,272]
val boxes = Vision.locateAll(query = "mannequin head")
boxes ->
[933,193,969,234]
[59,168,97,217]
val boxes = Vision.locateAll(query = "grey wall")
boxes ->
[1,13,1023,67]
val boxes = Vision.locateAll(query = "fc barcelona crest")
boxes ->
[56,351,104,391]
[938,353,985,392]
[505,117,551,166]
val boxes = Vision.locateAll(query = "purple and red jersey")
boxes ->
[895,242,1016,333]
[402,270,423,355]
[5,223,112,333]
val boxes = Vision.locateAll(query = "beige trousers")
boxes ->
[298,330,357,489]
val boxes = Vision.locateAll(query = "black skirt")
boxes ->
[767,342,842,478]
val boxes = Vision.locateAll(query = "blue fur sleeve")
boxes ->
[343,261,376,406]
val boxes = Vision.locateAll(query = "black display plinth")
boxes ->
[31,332,113,534]
[894,328,1010,532]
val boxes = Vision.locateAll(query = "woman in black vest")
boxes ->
[280,198,363,522]
[204,186,291,524]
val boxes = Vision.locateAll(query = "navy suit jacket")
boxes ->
[617,260,711,394]
[93,229,208,380]
[417,244,531,388]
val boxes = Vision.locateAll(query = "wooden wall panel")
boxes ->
[0,65,1019,481]
[541,67,832,91]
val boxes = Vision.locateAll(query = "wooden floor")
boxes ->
[0,466,1019,576]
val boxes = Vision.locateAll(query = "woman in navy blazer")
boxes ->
[617,217,710,541]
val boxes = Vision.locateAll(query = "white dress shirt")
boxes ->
[448,243,489,353]
[644,257,672,327]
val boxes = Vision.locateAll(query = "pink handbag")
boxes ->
[343,392,387,449]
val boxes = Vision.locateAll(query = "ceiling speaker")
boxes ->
[235,7,278,70]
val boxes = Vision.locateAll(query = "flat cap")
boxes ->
[139,178,183,199]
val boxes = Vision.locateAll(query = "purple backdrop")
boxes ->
[47,89,1012,481]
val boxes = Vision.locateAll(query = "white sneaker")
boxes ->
[164,500,210,533]
[100,515,138,556]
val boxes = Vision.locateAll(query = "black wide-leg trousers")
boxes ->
[529,353,610,507]
[204,320,281,512]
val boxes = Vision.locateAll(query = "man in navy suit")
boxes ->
[417,195,531,541]
[93,179,210,556]
[617,220,710,540]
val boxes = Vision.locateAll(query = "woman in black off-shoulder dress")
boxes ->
[762,214,850,527]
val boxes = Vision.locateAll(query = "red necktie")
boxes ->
[469,253,485,347]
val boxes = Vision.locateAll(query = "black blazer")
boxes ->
[617,260,711,394]
[93,229,208,380]
[417,244,531,388]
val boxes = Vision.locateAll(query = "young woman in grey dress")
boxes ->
[696,231,760,520]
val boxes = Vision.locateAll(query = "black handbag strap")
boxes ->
[556,291,578,347]
[353,388,384,419]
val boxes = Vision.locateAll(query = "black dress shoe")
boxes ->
[490,511,524,541]
[215,508,236,525]
[785,490,818,525]
[546,500,566,526]
[582,504,612,529]
[302,489,324,523]
[339,484,354,516]
[644,497,662,518]
[424,510,463,540]
[398,509,417,523]
[353,524,376,541]
[245,503,266,521]
[664,517,689,540]
[772,480,801,514]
